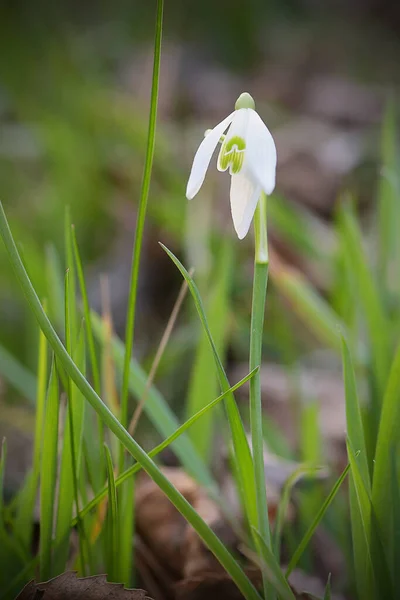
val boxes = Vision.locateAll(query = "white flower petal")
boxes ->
[229,171,261,239]
[186,111,235,200]
[245,109,277,195]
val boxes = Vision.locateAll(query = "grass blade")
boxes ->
[71,224,101,395]
[285,463,350,577]
[372,341,400,580]
[338,201,389,397]
[341,334,370,487]
[120,0,163,456]
[104,445,118,582]
[160,243,258,532]
[273,465,323,559]
[251,527,295,600]
[39,358,59,581]
[186,237,232,461]
[323,574,331,600]
[14,313,48,549]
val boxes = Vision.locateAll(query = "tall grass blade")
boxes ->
[53,274,87,575]
[186,237,232,461]
[14,315,48,549]
[341,335,370,487]
[104,445,118,582]
[120,0,163,455]
[338,202,389,398]
[372,340,400,580]
[39,358,59,581]
[160,243,258,532]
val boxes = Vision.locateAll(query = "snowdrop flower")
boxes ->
[186,92,277,239]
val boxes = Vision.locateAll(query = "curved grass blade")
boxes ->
[273,465,323,558]
[160,243,257,532]
[285,462,350,578]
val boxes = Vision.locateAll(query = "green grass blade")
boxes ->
[118,472,135,586]
[251,528,296,600]
[0,201,261,600]
[104,445,118,582]
[348,439,394,599]
[390,451,400,593]
[341,335,370,488]
[186,237,232,461]
[323,574,331,600]
[54,273,87,575]
[73,368,258,524]
[372,341,400,578]
[160,243,258,532]
[91,311,217,490]
[120,0,163,457]
[64,208,78,348]
[14,314,48,549]
[71,224,101,395]
[45,243,65,334]
[39,358,59,581]
[338,202,389,397]
[273,465,323,559]
[0,342,36,404]
[285,463,350,577]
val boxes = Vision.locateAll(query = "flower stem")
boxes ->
[250,193,274,599]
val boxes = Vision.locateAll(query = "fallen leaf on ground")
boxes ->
[15,571,153,600]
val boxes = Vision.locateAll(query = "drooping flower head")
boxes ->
[186,92,277,240]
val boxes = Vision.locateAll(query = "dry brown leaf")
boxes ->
[15,571,153,600]
[175,570,262,600]
[135,468,237,580]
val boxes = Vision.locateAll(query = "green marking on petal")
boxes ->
[218,135,246,174]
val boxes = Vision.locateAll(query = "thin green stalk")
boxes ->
[71,225,101,395]
[0,201,261,600]
[120,0,163,454]
[251,193,272,598]
[64,270,86,575]
[71,226,105,484]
